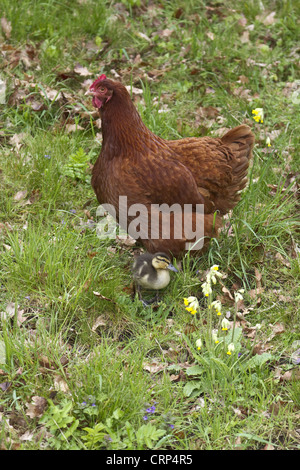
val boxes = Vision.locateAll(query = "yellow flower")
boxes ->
[196,339,202,350]
[221,318,230,331]
[252,108,264,123]
[184,296,199,314]
[201,281,212,297]
[234,289,245,303]
[201,265,222,297]
[227,343,235,355]
[212,331,219,344]
[207,266,222,285]
[266,136,271,147]
[211,300,222,315]
[186,307,197,315]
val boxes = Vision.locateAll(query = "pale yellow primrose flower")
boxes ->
[211,300,222,315]
[252,108,264,123]
[196,339,202,350]
[186,307,197,315]
[227,343,235,355]
[211,265,219,271]
[184,296,199,315]
[221,318,231,331]
[234,289,245,303]
[207,267,222,285]
[201,281,212,297]
[266,136,271,147]
[212,330,219,344]
[201,265,222,296]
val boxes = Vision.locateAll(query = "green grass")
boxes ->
[0,0,299,450]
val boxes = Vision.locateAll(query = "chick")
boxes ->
[132,252,178,306]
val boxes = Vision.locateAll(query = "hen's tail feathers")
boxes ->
[216,125,255,214]
[221,124,255,160]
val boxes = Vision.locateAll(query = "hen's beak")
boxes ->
[85,89,94,96]
[167,263,178,273]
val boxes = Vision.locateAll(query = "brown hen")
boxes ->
[87,75,255,258]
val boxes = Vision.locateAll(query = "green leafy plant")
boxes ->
[82,408,166,450]
[135,422,166,449]
[39,400,81,450]
[62,147,93,184]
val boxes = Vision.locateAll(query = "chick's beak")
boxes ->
[167,263,178,273]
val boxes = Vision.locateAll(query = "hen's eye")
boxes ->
[98,86,106,92]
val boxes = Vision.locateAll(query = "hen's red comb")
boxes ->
[90,74,107,90]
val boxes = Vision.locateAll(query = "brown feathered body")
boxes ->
[90,78,254,258]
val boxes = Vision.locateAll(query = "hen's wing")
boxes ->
[96,147,217,255]
[166,125,255,215]
[106,146,207,209]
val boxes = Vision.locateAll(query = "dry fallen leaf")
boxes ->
[43,87,62,102]
[29,100,47,112]
[249,287,264,299]
[9,132,28,150]
[232,86,254,101]
[258,11,276,26]
[262,444,275,450]
[0,381,11,392]
[143,359,167,374]
[240,31,250,43]
[26,396,48,419]
[274,252,291,268]
[136,31,151,42]
[254,267,262,289]
[219,284,234,304]
[65,123,84,133]
[267,322,285,342]
[74,64,92,76]
[53,374,69,393]
[272,322,285,335]
[243,325,260,339]
[13,189,27,202]
[233,406,249,419]
[291,342,300,365]
[38,355,53,369]
[1,17,12,39]
[19,431,34,442]
[19,48,33,69]
[116,234,136,247]
[280,371,293,382]
[0,302,28,326]
[197,106,220,119]
[0,222,13,233]
[125,85,143,95]
[91,315,107,332]
[160,28,174,38]
[233,435,243,450]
